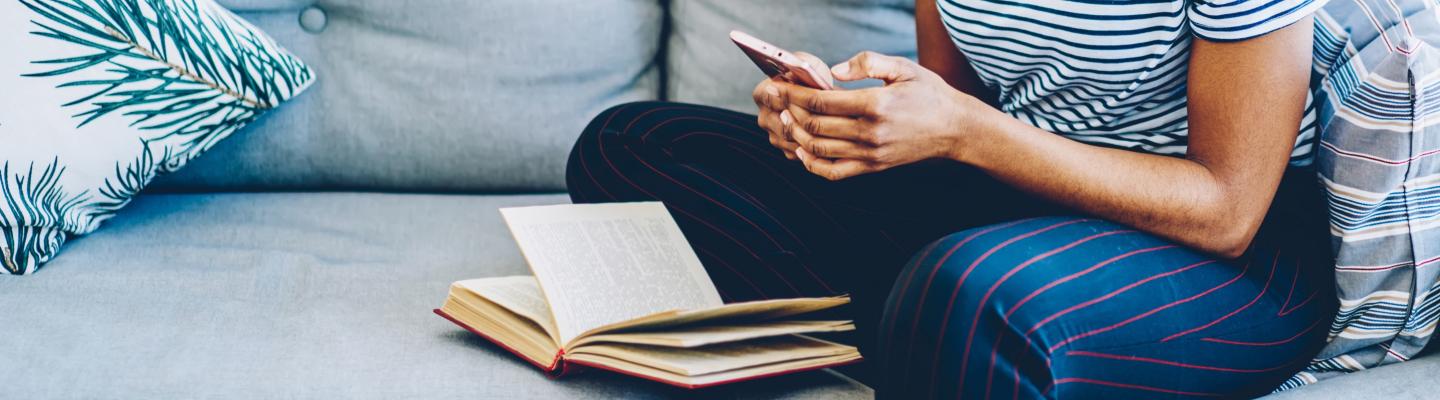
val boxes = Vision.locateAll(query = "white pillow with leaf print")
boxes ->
[0,0,313,275]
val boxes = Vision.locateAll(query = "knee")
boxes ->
[566,102,659,199]
[568,101,691,166]
[571,102,657,152]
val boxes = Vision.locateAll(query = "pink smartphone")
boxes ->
[730,30,834,90]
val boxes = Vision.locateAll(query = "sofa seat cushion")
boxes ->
[0,192,868,399]
[1261,350,1439,399]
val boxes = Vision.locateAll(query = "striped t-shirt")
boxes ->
[938,0,1328,164]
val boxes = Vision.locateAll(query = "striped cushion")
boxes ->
[1281,0,1440,390]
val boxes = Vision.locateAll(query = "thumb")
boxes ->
[792,51,835,89]
[831,51,917,84]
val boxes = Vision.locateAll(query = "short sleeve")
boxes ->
[1188,0,1329,41]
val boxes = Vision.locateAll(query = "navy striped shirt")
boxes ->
[938,0,1327,164]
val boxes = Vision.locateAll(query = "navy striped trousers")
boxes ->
[565,101,1336,399]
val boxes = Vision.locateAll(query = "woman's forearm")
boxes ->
[765,20,1312,257]
[955,101,1270,258]
[940,19,1314,259]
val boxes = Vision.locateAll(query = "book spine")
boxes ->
[546,349,567,378]
[433,308,565,374]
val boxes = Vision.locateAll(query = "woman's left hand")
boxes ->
[758,51,989,180]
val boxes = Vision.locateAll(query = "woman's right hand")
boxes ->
[752,52,833,160]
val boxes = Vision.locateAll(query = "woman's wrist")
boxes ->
[944,92,1002,166]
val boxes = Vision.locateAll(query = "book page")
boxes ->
[455,277,559,343]
[576,296,850,339]
[438,297,559,368]
[500,203,724,344]
[571,335,856,376]
[576,320,854,348]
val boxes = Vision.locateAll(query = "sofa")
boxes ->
[0,1,1433,398]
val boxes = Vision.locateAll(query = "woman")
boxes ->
[568,0,1361,398]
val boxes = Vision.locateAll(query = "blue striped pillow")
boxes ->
[1279,0,1440,390]
[0,0,313,274]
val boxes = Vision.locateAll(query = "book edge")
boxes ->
[568,295,854,346]
[565,355,864,390]
[433,308,566,376]
[436,309,864,389]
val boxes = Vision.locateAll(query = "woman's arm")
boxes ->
[765,18,1315,258]
[963,19,1314,258]
[914,0,995,105]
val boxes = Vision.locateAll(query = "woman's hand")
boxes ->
[763,51,987,180]
[752,52,834,160]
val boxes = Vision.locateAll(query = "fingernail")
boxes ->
[780,110,792,125]
[765,85,779,98]
[831,63,850,75]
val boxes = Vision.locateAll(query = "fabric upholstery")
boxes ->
[0,192,869,399]
[0,0,313,274]
[665,0,918,112]
[1261,349,1440,399]
[150,0,664,193]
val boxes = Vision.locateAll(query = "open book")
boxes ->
[434,202,861,388]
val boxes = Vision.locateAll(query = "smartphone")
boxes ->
[730,30,834,90]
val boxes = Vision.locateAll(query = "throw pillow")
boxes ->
[0,0,314,274]
[1277,0,1440,390]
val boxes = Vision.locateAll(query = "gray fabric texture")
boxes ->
[150,1,663,193]
[665,0,918,113]
[0,192,870,399]
[1260,351,1439,399]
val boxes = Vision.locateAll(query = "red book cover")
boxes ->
[433,309,861,389]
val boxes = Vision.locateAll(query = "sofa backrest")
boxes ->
[667,0,917,112]
[152,0,917,193]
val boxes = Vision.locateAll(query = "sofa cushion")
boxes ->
[666,0,918,113]
[150,0,664,193]
[0,0,313,274]
[1260,350,1440,399]
[0,192,870,399]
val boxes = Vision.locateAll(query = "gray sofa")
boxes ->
[0,1,1432,399]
